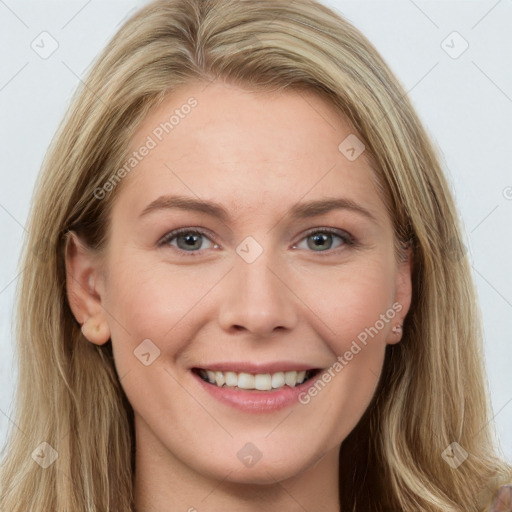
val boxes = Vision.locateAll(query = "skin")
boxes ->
[66,79,412,512]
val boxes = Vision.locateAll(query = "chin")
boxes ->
[201,453,312,485]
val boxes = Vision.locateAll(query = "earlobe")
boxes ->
[64,231,111,345]
[386,245,413,345]
[81,318,111,346]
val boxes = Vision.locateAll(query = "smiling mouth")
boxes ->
[192,368,321,391]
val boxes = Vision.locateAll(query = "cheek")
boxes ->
[103,254,223,361]
[291,260,396,439]
[293,255,397,352]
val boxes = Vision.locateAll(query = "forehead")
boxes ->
[112,80,389,227]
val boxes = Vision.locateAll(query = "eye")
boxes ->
[158,226,356,256]
[158,228,217,254]
[292,228,355,253]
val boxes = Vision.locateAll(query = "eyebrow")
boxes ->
[139,194,378,223]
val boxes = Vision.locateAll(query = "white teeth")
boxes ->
[225,371,238,387]
[255,374,271,391]
[271,372,285,389]
[215,371,225,387]
[238,372,255,389]
[284,370,297,386]
[198,368,311,390]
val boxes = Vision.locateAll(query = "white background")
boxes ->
[1,0,511,464]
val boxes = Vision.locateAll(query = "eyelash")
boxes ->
[157,226,357,257]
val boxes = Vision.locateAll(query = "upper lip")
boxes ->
[192,361,321,374]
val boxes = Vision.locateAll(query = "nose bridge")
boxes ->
[217,239,298,336]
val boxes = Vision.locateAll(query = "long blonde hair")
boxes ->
[1,0,510,510]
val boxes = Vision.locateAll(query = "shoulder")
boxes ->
[490,485,512,511]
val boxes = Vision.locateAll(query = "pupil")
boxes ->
[179,233,200,250]
[309,233,331,251]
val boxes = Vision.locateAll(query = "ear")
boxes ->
[64,231,111,346]
[386,244,413,345]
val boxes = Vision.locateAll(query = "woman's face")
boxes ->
[68,80,412,485]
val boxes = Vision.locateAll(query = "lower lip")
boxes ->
[191,370,322,413]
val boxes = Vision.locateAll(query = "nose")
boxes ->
[217,250,299,338]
